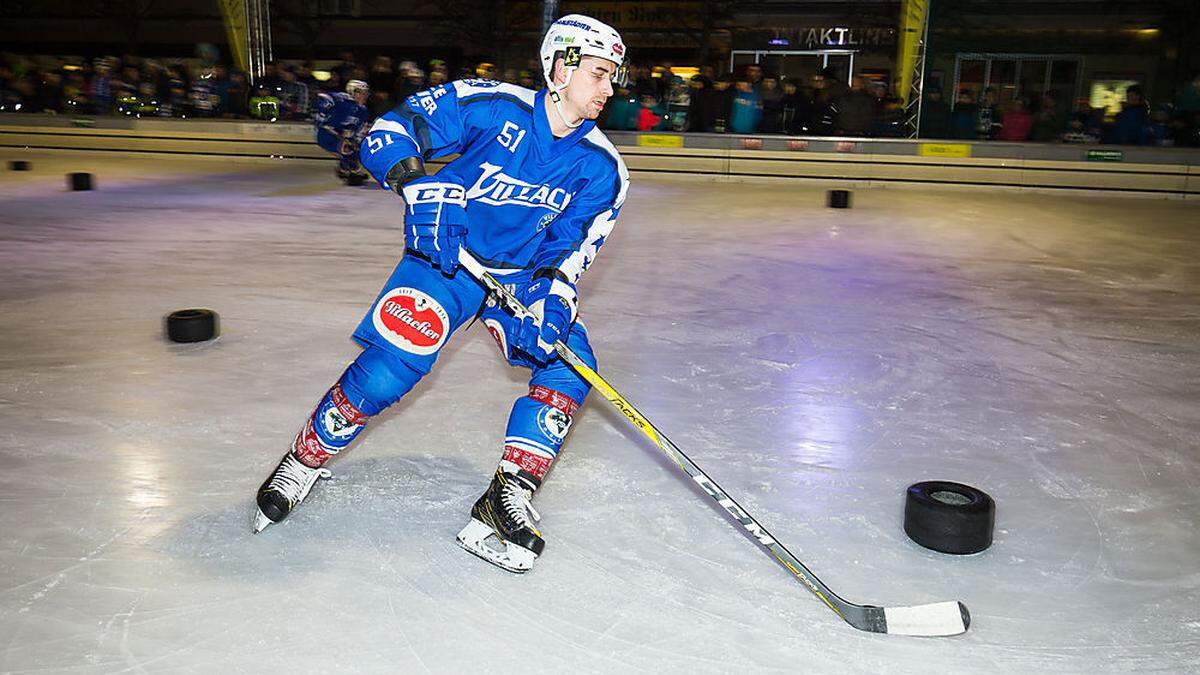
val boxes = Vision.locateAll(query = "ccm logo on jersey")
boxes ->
[467,162,574,213]
[372,287,449,355]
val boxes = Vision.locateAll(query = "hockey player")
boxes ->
[254,15,630,574]
[313,79,371,184]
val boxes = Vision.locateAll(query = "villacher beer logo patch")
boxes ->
[372,287,449,355]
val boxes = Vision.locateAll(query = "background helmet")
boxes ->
[345,79,370,96]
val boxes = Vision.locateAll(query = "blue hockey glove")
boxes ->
[401,176,468,275]
[513,273,576,365]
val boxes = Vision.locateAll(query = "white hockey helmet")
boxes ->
[345,79,370,96]
[540,14,628,93]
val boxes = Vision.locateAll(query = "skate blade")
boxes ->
[252,509,274,534]
[456,519,536,573]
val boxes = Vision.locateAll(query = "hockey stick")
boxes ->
[457,248,970,637]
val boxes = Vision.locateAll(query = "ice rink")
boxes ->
[1,151,1198,672]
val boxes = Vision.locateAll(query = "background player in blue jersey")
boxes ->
[313,79,370,185]
[255,15,630,573]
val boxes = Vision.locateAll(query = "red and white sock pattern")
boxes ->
[501,444,554,481]
[529,385,580,416]
[291,384,369,468]
[497,386,581,482]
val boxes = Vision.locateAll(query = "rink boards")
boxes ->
[2,115,1198,197]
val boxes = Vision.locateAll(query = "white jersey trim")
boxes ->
[452,80,537,107]
[368,118,420,152]
[583,127,630,207]
[557,207,618,286]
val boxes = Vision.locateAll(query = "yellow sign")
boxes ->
[918,143,972,158]
[217,0,248,72]
[896,0,929,103]
[637,134,684,148]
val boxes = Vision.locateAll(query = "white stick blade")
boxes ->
[883,601,970,636]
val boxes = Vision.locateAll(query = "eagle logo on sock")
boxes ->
[373,287,449,355]
[537,406,572,442]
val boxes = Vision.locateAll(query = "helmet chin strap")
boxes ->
[548,70,584,130]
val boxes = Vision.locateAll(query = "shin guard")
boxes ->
[292,383,370,468]
[498,385,580,484]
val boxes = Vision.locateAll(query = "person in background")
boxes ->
[332,51,358,84]
[1071,97,1105,139]
[1147,104,1174,146]
[187,66,217,117]
[711,76,734,132]
[1109,84,1149,145]
[224,70,249,118]
[63,71,89,113]
[780,79,812,135]
[975,87,1001,139]
[998,97,1033,141]
[637,93,662,131]
[1030,90,1065,142]
[313,79,370,183]
[249,84,280,120]
[369,56,394,101]
[90,58,114,114]
[34,69,64,113]
[279,66,310,119]
[394,63,425,102]
[835,76,874,137]
[603,82,638,130]
[759,76,783,133]
[919,87,951,139]
[951,89,978,139]
[729,78,762,134]
[685,74,715,132]
[323,71,343,96]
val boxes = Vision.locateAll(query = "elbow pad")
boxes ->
[385,156,427,195]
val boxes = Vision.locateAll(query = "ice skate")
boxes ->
[456,469,545,573]
[253,451,331,533]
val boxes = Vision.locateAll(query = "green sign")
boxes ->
[71,118,96,128]
[1086,149,1123,162]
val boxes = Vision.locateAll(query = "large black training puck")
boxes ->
[827,189,851,208]
[904,481,994,554]
[68,172,93,191]
[166,309,219,343]
[9,160,30,171]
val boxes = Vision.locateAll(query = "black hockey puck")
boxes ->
[827,189,851,208]
[9,160,30,171]
[903,481,994,554]
[166,308,219,343]
[68,172,93,191]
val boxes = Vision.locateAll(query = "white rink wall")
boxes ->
[3,114,1200,197]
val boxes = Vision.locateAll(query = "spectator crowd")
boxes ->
[607,64,1200,147]
[3,51,1200,147]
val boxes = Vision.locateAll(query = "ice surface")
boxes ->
[1,151,1199,672]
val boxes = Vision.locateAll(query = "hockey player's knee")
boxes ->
[339,345,426,415]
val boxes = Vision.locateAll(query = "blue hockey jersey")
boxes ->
[314,91,368,134]
[359,79,629,285]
